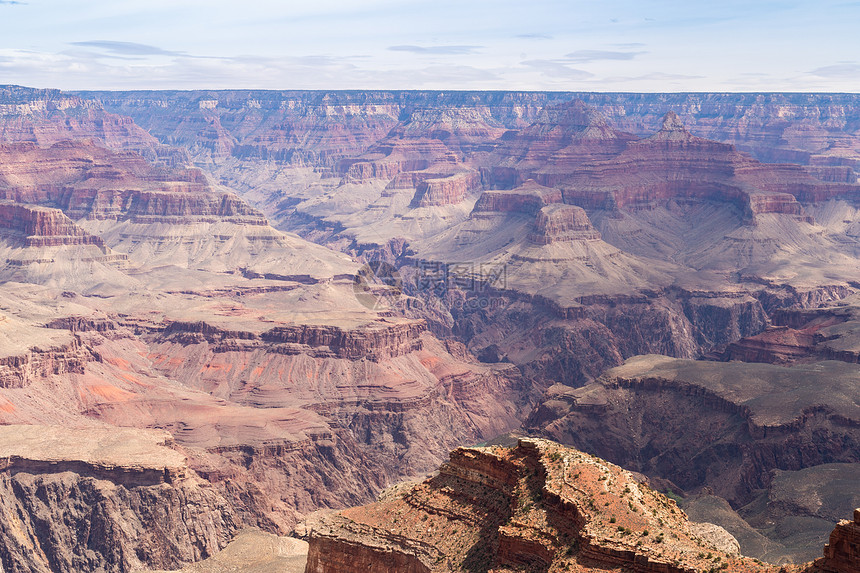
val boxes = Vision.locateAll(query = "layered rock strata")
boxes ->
[0,140,265,225]
[820,510,860,573]
[305,438,790,572]
[0,201,104,247]
[0,426,238,573]
[528,204,601,244]
[528,355,860,508]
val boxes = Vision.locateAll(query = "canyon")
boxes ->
[0,85,860,571]
[303,438,860,573]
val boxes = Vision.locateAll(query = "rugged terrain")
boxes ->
[78,89,860,387]
[0,425,237,572]
[0,86,552,571]
[2,85,860,570]
[303,438,859,573]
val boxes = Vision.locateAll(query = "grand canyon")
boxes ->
[1,85,860,572]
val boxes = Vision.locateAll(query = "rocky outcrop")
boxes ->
[819,510,860,573]
[746,191,811,220]
[0,426,238,573]
[0,201,104,247]
[528,203,601,244]
[713,299,860,365]
[471,179,562,214]
[304,438,780,573]
[162,319,426,362]
[0,338,90,389]
[528,355,860,507]
[409,171,481,208]
[719,326,815,363]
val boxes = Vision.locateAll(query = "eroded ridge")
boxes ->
[304,438,824,573]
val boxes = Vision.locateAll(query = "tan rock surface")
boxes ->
[142,529,307,573]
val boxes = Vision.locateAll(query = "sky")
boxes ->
[0,0,859,92]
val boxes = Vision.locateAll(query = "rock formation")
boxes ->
[528,355,860,506]
[528,204,601,244]
[1,86,860,572]
[305,438,787,572]
[820,510,860,573]
[0,426,238,573]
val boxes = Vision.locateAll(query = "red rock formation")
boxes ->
[503,109,860,219]
[487,99,637,188]
[471,179,562,214]
[0,426,238,573]
[338,140,454,182]
[715,306,851,365]
[163,318,427,362]
[0,140,266,224]
[528,203,601,244]
[818,509,860,573]
[409,171,481,208]
[0,86,187,165]
[305,438,781,573]
[0,337,90,389]
[719,326,815,363]
[0,201,104,247]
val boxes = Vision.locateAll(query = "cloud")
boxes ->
[69,41,184,57]
[388,45,482,55]
[516,33,552,40]
[564,49,646,63]
[601,72,704,83]
[0,1,26,4]
[521,60,594,80]
[809,63,860,78]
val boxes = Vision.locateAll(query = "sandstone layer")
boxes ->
[304,438,845,573]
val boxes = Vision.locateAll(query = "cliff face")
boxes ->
[0,426,238,573]
[165,318,426,361]
[82,90,568,166]
[528,203,601,244]
[305,438,785,573]
[409,171,482,208]
[0,201,105,247]
[78,90,860,179]
[135,319,534,532]
[0,86,186,166]
[820,510,860,573]
[0,140,265,225]
[527,355,860,509]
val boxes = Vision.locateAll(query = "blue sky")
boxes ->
[1,0,858,91]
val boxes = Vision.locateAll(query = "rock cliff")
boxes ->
[0,200,104,247]
[527,355,860,508]
[0,140,265,225]
[305,438,790,573]
[820,510,860,573]
[528,204,601,244]
[0,426,238,573]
